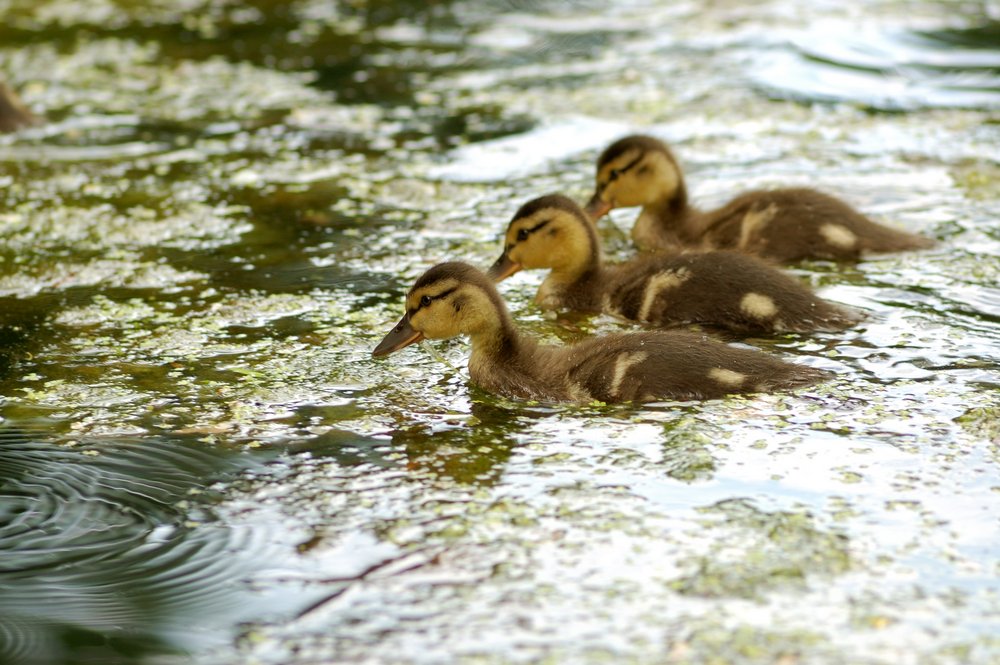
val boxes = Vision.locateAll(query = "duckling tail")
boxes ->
[861,221,937,253]
[764,363,832,392]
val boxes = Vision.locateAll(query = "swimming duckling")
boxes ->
[488,194,863,334]
[0,82,40,133]
[585,135,935,263]
[372,261,828,403]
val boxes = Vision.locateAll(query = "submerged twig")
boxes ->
[294,545,446,620]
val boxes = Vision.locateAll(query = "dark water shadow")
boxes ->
[157,184,364,294]
[386,401,527,486]
[0,297,50,381]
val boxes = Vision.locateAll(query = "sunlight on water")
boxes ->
[1,0,999,663]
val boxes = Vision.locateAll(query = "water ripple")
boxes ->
[753,21,1000,110]
[0,430,307,664]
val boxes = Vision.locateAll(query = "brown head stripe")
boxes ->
[511,194,589,224]
[410,261,511,321]
[596,134,673,169]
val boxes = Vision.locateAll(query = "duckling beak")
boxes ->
[372,314,424,357]
[584,194,612,220]
[486,253,522,282]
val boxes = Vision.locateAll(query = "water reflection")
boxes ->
[1,0,999,663]
[755,20,1000,109]
[0,430,305,664]
[390,401,525,485]
[290,425,400,470]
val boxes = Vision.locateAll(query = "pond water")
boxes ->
[1,0,999,663]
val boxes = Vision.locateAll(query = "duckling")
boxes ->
[488,194,863,334]
[0,82,40,133]
[585,135,935,263]
[372,261,828,403]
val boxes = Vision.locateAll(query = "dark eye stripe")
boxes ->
[607,154,643,182]
[412,286,457,314]
[513,219,551,244]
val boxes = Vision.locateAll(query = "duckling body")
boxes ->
[473,328,822,403]
[490,195,862,334]
[373,262,828,403]
[586,135,935,263]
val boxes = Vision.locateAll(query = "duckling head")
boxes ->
[373,262,510,357]
[584,135,686,219]
[488,194,599,282]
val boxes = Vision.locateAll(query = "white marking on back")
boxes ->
[740,292,778,319]
[610,351,648,399]
[820,223,857,249]
[602,292,620,316]
[708,368,746,387]
[639,268,691,321]
[739,203,778,249]
[535,277,565,310]
[567,381,593,402]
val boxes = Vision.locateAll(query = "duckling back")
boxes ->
[559,330,827,402]
[605,250,864,333]
[699,188,934,263]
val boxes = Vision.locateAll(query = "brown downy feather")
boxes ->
[605,250,865,333]
[554,330,827,402]
[375,262,829,403]
[693,188,935,263]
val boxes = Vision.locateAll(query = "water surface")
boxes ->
[1,0,999,663]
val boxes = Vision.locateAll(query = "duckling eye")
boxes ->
[420,295,432,307]
[609,168,621,181]
[516,228,529,242]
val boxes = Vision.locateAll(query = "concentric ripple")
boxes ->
[0,429,302,664]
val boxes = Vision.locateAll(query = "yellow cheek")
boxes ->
[610,180,643,206]
[517,247,538,268]
[410,309,444,338]
[510,242,546,269]
[408,309,427,331]
[415,304,470,340]
[610,181,637,206]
